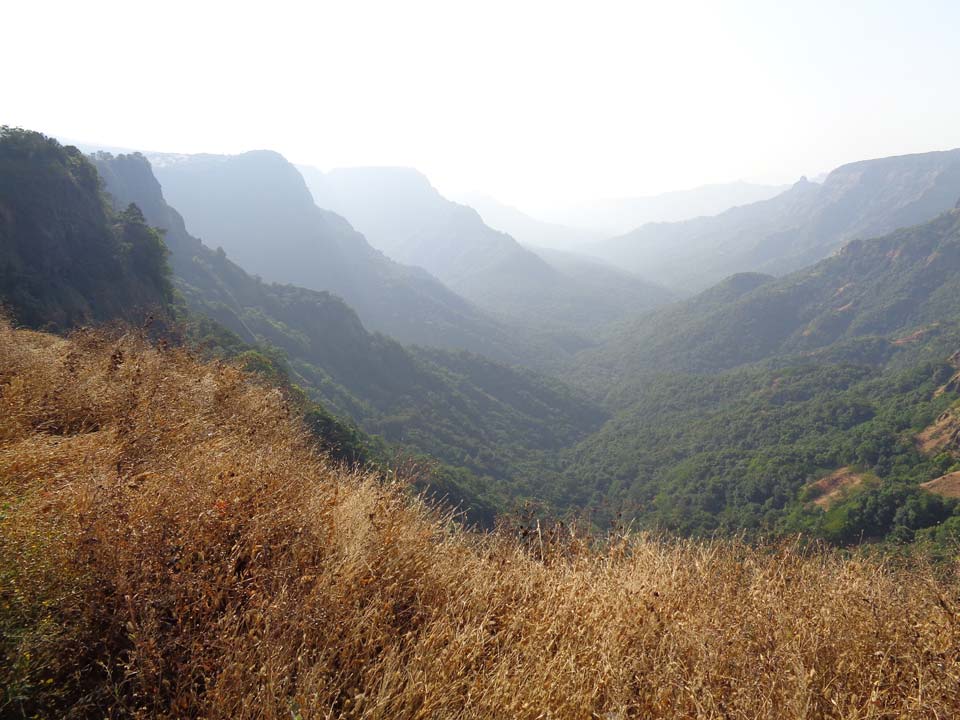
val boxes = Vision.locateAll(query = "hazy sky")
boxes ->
[5,0,960,209]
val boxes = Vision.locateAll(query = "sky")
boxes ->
[4,0,960,210]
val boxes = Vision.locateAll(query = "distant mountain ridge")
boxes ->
[577,200,960,387]
[147,151,543,365]
[448,192,603,251]
[540,181,788,235]
[594,148,960,291]
[299,165,674,335]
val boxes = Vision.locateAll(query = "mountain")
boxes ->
[299,166,674,335]
[594,149,960,291]
[540,181,788,235]
[452,192,603,250]
[579,202,960,386]
[0,128,172,330]
[146,151,540,364]
[91,151,606,522]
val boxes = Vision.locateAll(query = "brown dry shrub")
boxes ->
[1,319,959,718]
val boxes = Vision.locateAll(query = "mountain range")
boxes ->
[594,149,960,291]
[146,150,553,366]
[298,165,674,335]
[538,181,788,235]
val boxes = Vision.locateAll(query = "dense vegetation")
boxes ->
[0,128,172,330]
[562,359,960,544]
[3,322,958,718]
[556,204,960,543]
[8,128,960,550]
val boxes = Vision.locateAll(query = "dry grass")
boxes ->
[805,467,868,509]
[921,472,960,500]
[916,406,960,454]
[2,320,960,719]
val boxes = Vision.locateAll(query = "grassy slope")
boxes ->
[2,322,959,718]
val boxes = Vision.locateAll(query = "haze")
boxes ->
[4,0,960,208]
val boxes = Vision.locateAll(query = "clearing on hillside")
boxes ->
[806,466,867,508]
[916,406,960,454]
[921,471,960,499]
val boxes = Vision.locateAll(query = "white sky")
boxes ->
[4,0,960,209]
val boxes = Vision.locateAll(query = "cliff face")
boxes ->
[148,151,539,363]
[0,129,171,330]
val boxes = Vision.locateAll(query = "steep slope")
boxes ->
[300,166,673,334]
[148,151,536,364]
[582,202,960,384]
[5,321,958,718]
[0,129,171,329]
[91,152,606,518]
[596,149,960,290]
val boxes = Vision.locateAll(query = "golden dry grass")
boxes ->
[2,320,960,718]
[915,406,960,454]
[921,472,960,500]
[806,468,867,509]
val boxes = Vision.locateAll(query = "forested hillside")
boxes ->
[0,128,172,329]
[595,149,960,290]
[558,202,960,544]
[579,202,960,384]
[7,127,960,548]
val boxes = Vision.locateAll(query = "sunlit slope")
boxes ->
[2,321,959,718]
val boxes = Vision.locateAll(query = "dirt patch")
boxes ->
[916,408,960,453]
[921,471,960,499]
[807,467,866,508]
[892,324,940,346]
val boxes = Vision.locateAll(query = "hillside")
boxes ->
[90,151,605,522]
[148,151,544,364]
[595,149,960,290]
[581,202,960,384]
[561,358,960,540]
[0,128,172,329]
[3,320,958,718]
[554,201,960,539]
[300,166,674,334]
